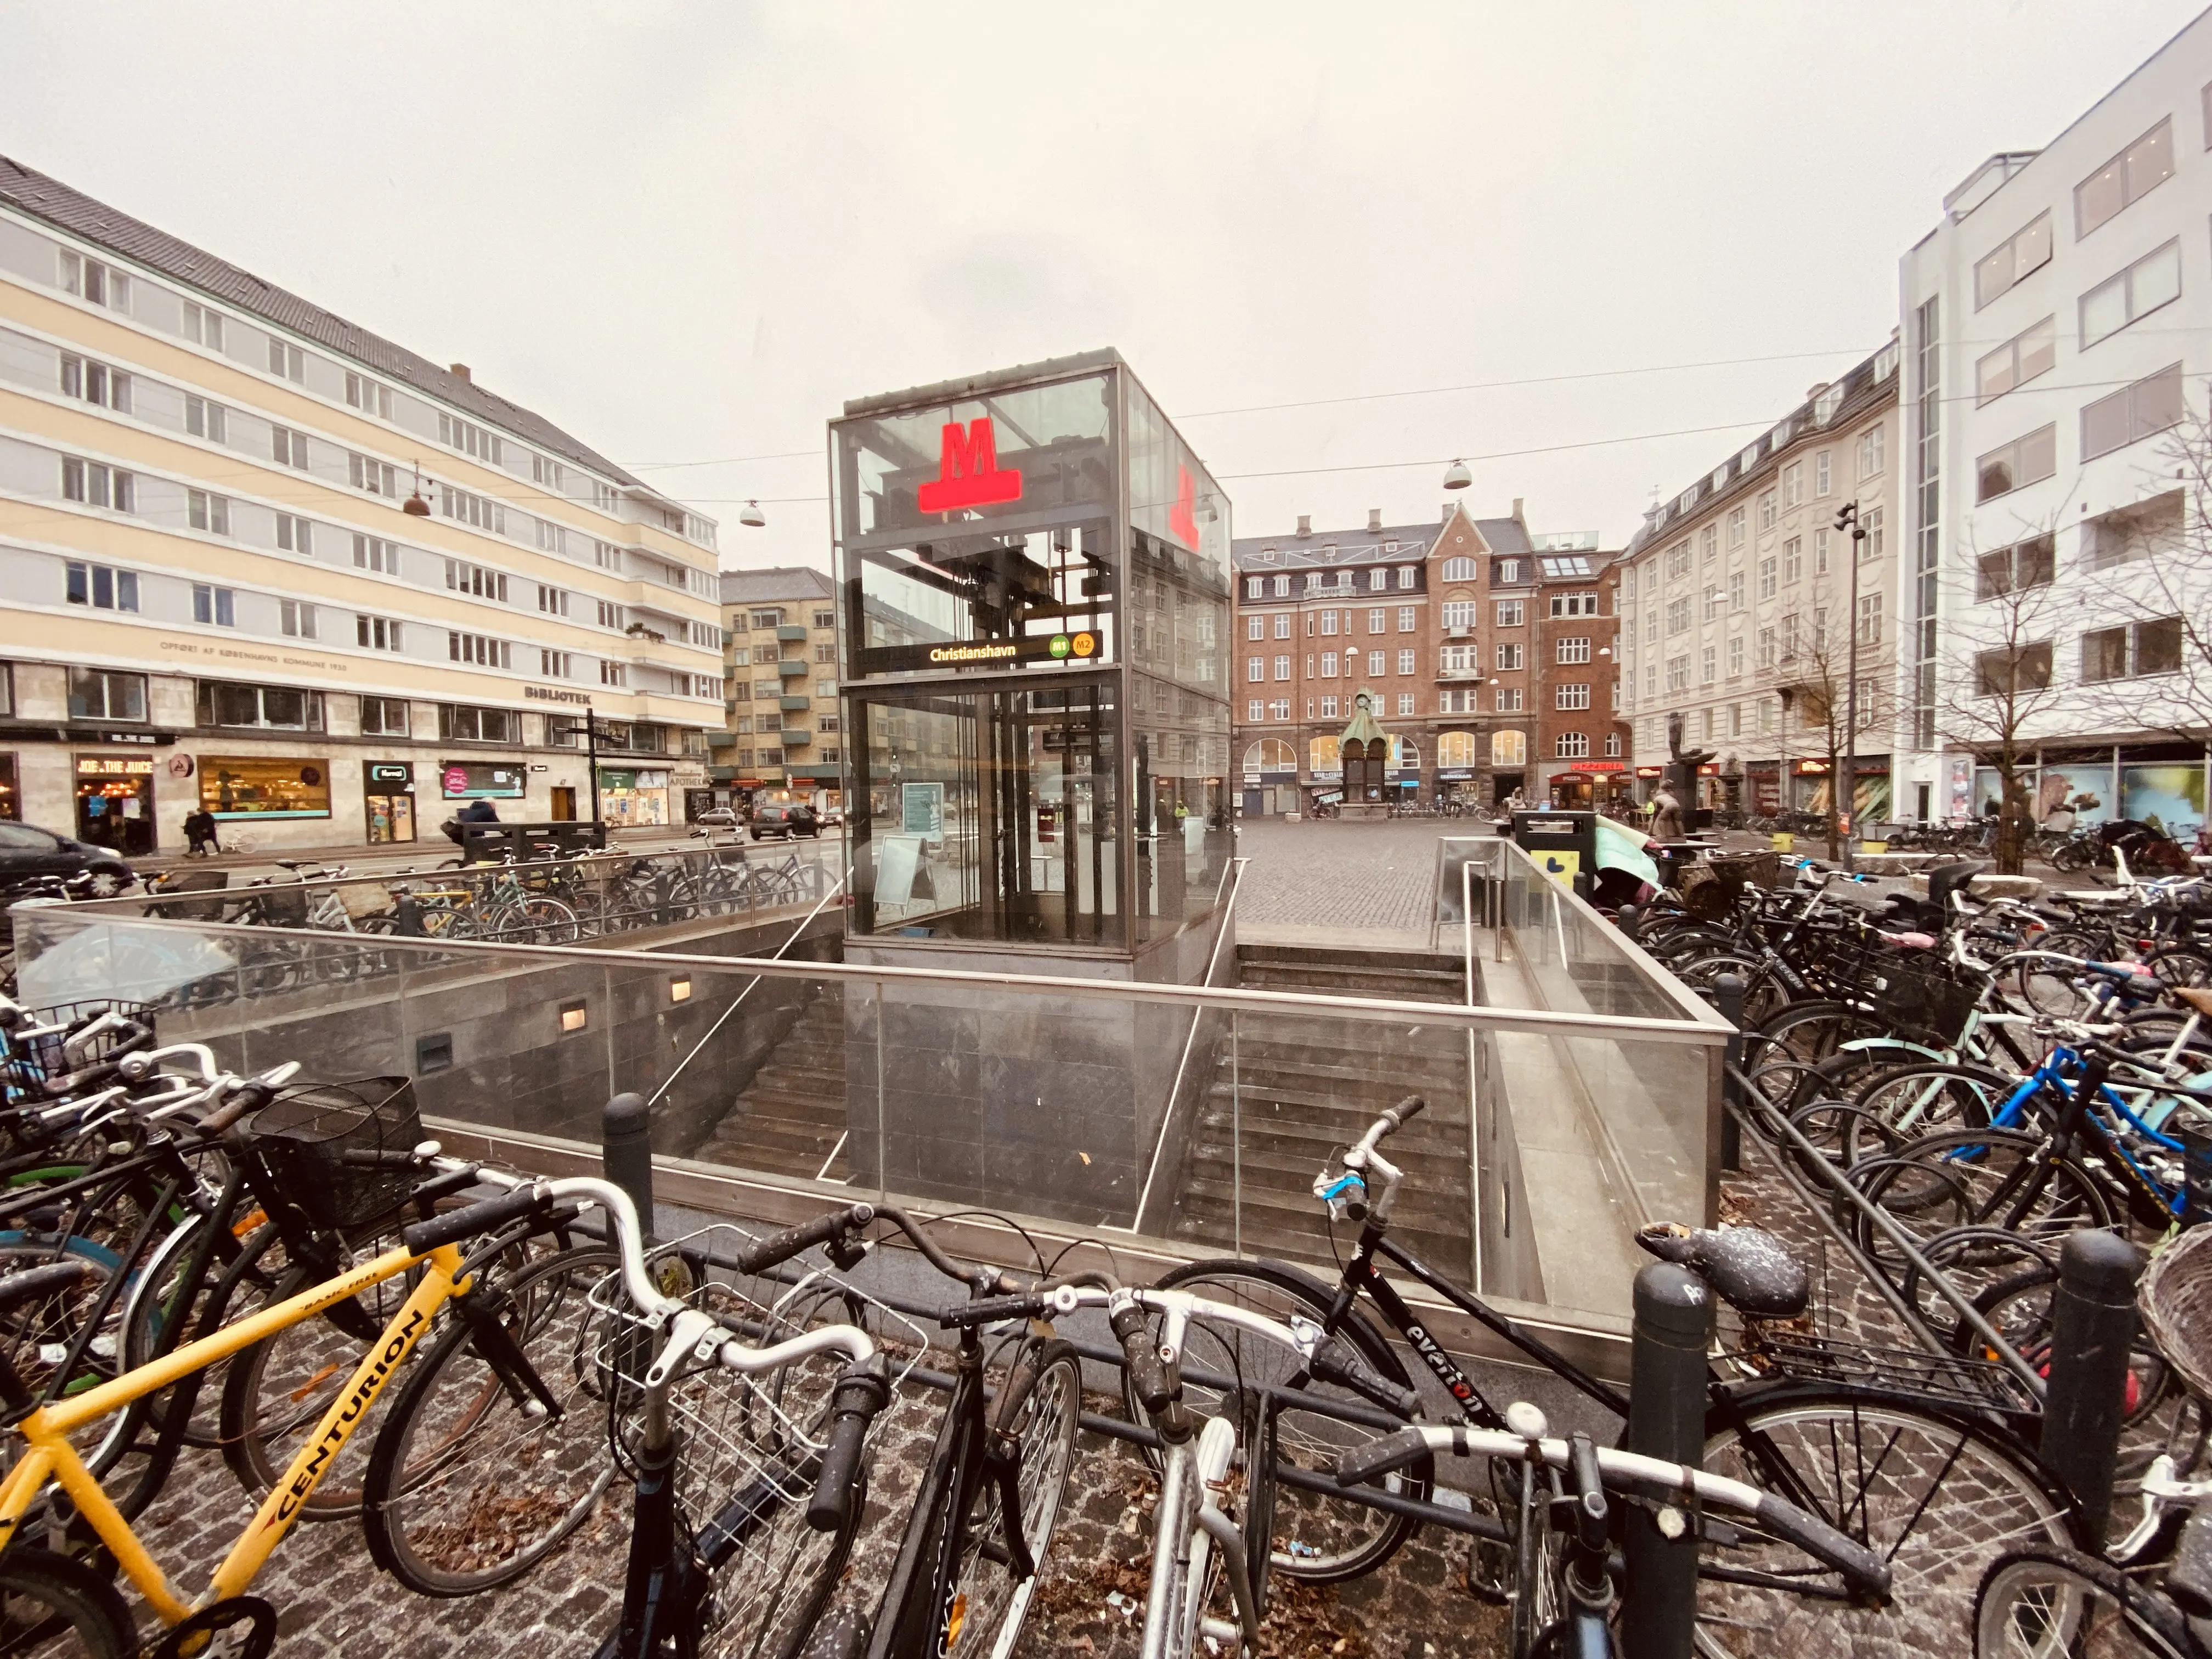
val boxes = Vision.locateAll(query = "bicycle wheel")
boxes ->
[1137,1259,1426,1582]
[362,1246,622,1595]
[218,1218,427,1521]
[1699,1389,2075,1659]
[0,1545,134,1658]
[2012,935,2105,1020]
[1847,1062,2008,1162]
[1974,1543,2192,1657]
[1847,1128,2116,1276]
[943,1339,1082,1659]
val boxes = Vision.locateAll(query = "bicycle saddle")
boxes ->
[1635,1223,1809,1319]
[2176,987,2212,1019]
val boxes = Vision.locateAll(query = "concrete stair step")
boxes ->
[1169,1199,1467,1272]
[1197,1092,1469,1135]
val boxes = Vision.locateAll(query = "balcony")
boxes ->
[776,624,809,643]
[1438,668,1485,681]
[776,659,807,678]
[780,727,812,746]
[780,693,811,713]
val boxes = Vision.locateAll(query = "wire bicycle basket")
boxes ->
[0,998,156,1101]
[244,1076,424,1232]
[585,1221,932,1541]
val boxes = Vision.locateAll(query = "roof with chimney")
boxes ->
[1230,504,1531,571]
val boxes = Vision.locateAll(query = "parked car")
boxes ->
[691,806,742,830]
[0,822,136,895]
[749,803,821,840]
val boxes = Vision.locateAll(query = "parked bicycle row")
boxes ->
[1623,848,2212,1654]
[0,842,831,1002]
[0,992,1916,1657]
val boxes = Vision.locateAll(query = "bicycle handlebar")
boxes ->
[728,1204,876,1277]
[1336,1422,1891,1604]
[807,1358,890,1531]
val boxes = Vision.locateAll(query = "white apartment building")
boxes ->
[0,156,725,851]
[1620,344,1901,820]
[1899,11,2212,833]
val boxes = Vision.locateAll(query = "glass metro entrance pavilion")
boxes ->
[834,350,1234,975]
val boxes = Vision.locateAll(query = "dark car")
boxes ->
[749,803,820,841]
[0,822,135,895]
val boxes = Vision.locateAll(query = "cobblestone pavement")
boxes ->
[1233,817,1486,938]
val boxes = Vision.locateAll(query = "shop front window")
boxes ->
[201,756,331,820]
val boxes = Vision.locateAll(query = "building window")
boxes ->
[361,696,409,737]
[64,561,138,611]
[1974,211,2055,308]
[1246,615,1265,641]
[183,394,228,444]
[1319,609,1339,636]
[440,485,505,533]
[1495,642,1524,672]
[270,513,311,555]
[1367,606,1386,634]
[263,337,304,381]
[448,631,512,669]
[357,615,404,652]
[1665,597,1690,635]
[1976,425,2057,503]
[1366,569,1386,592]
[1724,571,1743,611]
[1727,635,1744,677]
[1757,627,1776,668]
[1857,593,1882,646]
[1364,650,1383,676]
[346,372,394,419]
[439,413,503,464]
[2080,617,2183,682]
[2081,363,2184,461]
[1702,583,1721,620]
[1320,696,1338,720]
[1271,614,1290,640]
[1604,731,1623,757]
[1247,699,1264,722]
[1491,729,1526,766]
[187,489,230,535]
[1495,558,1524,584]
[1556,682,1591,710]
[1395,648,1413,676]
[600,662,627,687]
[437,704,519,744]
[445,560,509,602]
[1726,507,1746,549]
[2084,490,2183,570]
[1271,576,1290,597]
[1397,567,1415,590]
[1974,641,2054,697]
[1320,651,1338,677]
[1861,509,1884,563]
[1976,316,2057,405]
[59,353,131,412]
[1556,636,1592,664]
[1814,451,1832,496]
[1782,538,1802,585]
[2081,241,2182,347]
[537,583,570,617]
[535,520,567,555]
[1758,489,1777,530]
[1700,646,1716,685]
[1441,556,1478,582]
[58,251,129,311]
[1856,424,1885,478]
[1247,656,1265,682]
[1269,699,1290,720]
[2075,117,2173,239]
[352,534,397,574]
[176,304,225,357]
[60,458,134,512]
[1666,655,1689,692]
[1390,693,1410,716]
[67,667,145,721]
[1549,592,1598,617]
[542,650,573,679]
[1666,543,1692,579]
[188,588,233,633]
[198,681,321,730]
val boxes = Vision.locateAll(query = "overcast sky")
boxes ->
[3,1,2204,568]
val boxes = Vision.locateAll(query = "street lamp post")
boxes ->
[1835,501,1866,872]
[586,714,605,826]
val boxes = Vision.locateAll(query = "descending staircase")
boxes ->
[1167,945,1476,1276]
[694,984,850,1181]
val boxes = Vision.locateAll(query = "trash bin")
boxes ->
[1511,810,1598,888]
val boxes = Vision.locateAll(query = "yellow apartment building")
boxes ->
[715,566,841,808]
[0,156,724,854]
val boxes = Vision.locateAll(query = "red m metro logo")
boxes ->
[917,416,1023,513]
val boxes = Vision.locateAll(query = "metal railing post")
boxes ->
[2042,1229,2146,1547]
[602,1090,655,1243]
[1714,972,1744,1173]
[1623,1261,1709,1659]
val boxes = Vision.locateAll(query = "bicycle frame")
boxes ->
[0,1234,469,1628]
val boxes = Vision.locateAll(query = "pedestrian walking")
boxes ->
[183,808,220,857]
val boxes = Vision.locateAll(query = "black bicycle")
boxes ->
[1133,1096,2079,1659]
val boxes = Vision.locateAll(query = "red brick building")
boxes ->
[1231,503,1629,812]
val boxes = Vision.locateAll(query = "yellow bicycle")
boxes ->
[0,1172,637,1657]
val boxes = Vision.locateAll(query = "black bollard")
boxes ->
[1573,870,1593,904]
[2042,1229,2146,1547]
[602,1091,656,1243]
[1617,902,1639,942]
[1714,973,1745,1172]
[1623,1262,1712,1659]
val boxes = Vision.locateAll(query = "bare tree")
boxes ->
[1777,558,1892,860]
[1934,521,2069,874]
